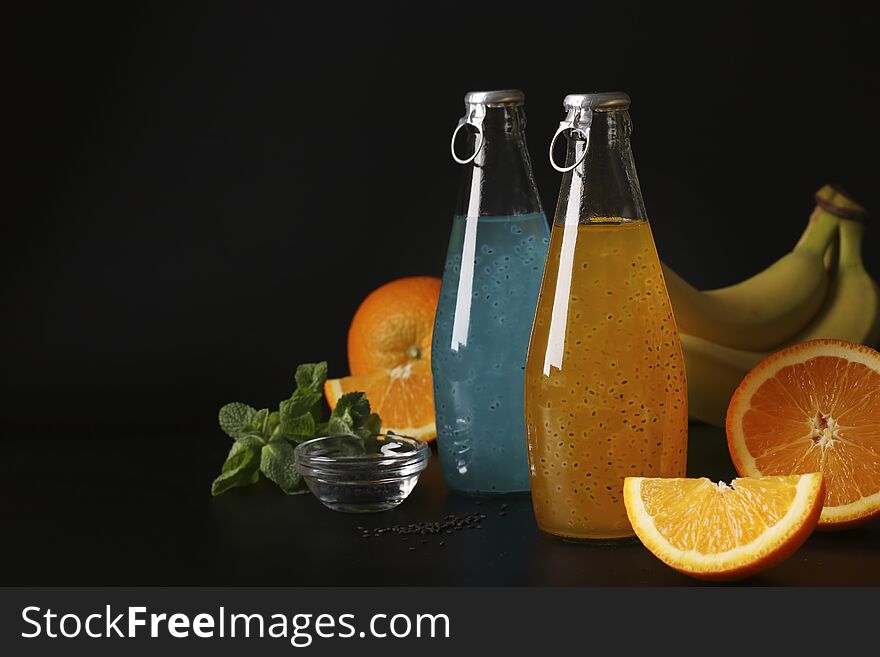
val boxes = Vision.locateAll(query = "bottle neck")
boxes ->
[455,105,543,218]
[554,109,647,225]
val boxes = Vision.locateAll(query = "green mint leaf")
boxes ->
[287,388,322,417]
[297,388,326,424]
[278,411,315,441]
[211,439,261,496]
[328,392,382,439]
[294,362,328,423]
[238,431,268,446]
[327,415,354,436]
[295,362,328,394]
[354,413,383,453]
[279,392,321,439]
[260,439,308,495]
[358,412,382,437]
[245,408,270,437]
[334,391,371,418]
[309,398,325,424]
[329,391,372,433]
[266,411,280,438]
[218,402,257,440]
[225,434,264,455]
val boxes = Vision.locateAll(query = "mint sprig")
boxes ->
[211,436,263,496]
[211,361,382,496]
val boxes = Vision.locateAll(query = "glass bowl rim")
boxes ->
[294,433,429,469]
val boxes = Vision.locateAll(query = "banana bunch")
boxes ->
[665,185,879,426]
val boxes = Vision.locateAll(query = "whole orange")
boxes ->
[347,276,441,376]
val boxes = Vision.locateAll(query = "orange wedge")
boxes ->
[624,474,824,581]
[324,360,436,441]
[727,339,880,529]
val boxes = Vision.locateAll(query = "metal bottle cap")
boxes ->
[451,89,526,165]
[463,89,525,108]
[549,91,632,173]
[562,92,631,112]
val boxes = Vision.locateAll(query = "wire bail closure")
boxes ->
[450,104,487,165]
[549,106,593,173]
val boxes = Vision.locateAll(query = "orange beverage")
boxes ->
[525,93,687,541]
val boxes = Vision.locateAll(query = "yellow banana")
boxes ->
[682,215,879,427]
[789,219,880,345]
[680,333,763,426]
[663,210,838,351]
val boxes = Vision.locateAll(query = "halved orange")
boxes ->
[624,473,824,581]
[727,339,880,528]
[331,276,440,441]
[324,360,436,441]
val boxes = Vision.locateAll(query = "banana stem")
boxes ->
[828,184,869,217]
[815,184,838,204]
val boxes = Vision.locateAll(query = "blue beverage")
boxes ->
[432,212,550,493]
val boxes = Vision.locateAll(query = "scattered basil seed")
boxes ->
[356,511,487,544]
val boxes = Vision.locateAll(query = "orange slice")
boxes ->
[726,339,880,528]
[324,359,436,441]
[624,474,824,581]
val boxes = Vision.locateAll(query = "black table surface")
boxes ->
[7,423,880,586]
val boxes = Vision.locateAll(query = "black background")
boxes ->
[6,0,879,437]
[4,1,880,585]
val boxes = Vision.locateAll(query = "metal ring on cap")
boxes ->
[450,118,484,165]
[549,99,596,173]
[550,122,589,173]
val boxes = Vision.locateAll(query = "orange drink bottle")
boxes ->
[524,93,688,541]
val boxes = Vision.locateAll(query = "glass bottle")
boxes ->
[432,89,550,494]
[524,92,687,539]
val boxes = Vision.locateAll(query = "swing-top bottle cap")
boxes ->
[463,89,525,107]
[549,92,632,172]
[562,92,631,111]
[452,90,525,164]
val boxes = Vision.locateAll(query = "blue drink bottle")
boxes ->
[432,90,550,494]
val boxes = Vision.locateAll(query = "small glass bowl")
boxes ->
[295,434,430,513]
